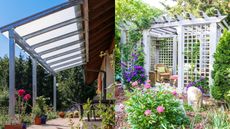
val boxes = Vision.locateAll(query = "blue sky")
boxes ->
[0,0,67,57]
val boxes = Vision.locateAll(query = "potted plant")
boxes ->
[4,89,31,129]
[32,104,42,125]
[34,96,48,124]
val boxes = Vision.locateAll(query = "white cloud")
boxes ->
[142,0,177,9]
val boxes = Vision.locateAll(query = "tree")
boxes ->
[212,30,230,102]
[164,0,230,23]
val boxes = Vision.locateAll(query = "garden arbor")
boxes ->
[0,0,88,116]
[143,10,229,93]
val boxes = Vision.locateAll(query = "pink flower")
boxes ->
[147,80,151,83]
[17,89,25,97]
[144,83,151,89]
[119,103,125,110]
[156,106,165,113]
[172,91,177,96]
[144,109,151,116]
[23,94,31,101]
[132,81,138,87]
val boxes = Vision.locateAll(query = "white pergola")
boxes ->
[143,10,229,93]
[0,0,89,116]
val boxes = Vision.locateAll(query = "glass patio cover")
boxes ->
[0,0,87,116]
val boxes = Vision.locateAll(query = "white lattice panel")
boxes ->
[183,24,210,86]
[158,38,173,68]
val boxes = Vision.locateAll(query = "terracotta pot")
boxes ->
[104,125,113,129]
[4,124,22,129]
[34,116,41,125]
[59,112,65,118]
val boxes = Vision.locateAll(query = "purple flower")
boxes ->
[134,65,143,70]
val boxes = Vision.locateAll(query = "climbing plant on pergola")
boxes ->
[143,10,229,93]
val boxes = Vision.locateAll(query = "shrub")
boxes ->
[213,30,230,102]
[124,83,189,129]
[211,86,223,100]
[224,90,230,103]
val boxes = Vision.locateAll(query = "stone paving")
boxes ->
[28,118,101,129]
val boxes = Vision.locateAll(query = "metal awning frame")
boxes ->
[0,0,87,75]
[0,0,89,116]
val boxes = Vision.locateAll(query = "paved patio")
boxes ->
[28,118,101,129]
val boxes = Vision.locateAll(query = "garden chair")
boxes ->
[154,64,171,83]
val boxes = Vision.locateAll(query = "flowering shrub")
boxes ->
[16,89,31,122]
[124,83,189,128]
[122,52,146,89]
[186,76,209,94]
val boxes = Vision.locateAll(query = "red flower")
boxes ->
[23,94,31,101]
[18,89,25,97]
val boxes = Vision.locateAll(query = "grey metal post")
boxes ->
[9,29,16,116]
[53,75,57,111]
[32,58,37,106]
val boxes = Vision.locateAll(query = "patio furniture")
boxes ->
[154,64,171,83]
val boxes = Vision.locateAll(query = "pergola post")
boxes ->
[53,75,57,111]
[8,29,16,116]
[172,36,177,75]
[209,23,218,91]
[177,26,184,93]
[32,58,37,106]
[143,30,150,79]
[120,29,127,86]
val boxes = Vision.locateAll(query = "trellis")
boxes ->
[143,10,229,93]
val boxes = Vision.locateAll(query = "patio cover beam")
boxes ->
[47,53,84,66]
[23,17,83,40]
[54,62,85,72]
[44,47,85,61]
[51,58,85,69]
[38,39,84,55]
[14,31,56,75]
[0,0,83,33]
[31,30,84,49]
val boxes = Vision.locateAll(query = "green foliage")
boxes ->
[97,101,115,127]
[211,86,224,100]
[125,87,189,129]
[32,104,42,117]
[166,0,230,17]
[212,30,230,101]
[115,0,162,76]
[224,90,230,103]
[57,66,97,110]
[207,109,230,128]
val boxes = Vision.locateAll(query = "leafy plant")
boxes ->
[125,83,189,129]
[212,30,230,101]
[186,76,209,94]
[211,86,223,100]
[97,101,115,128]
[207,109,230,128]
